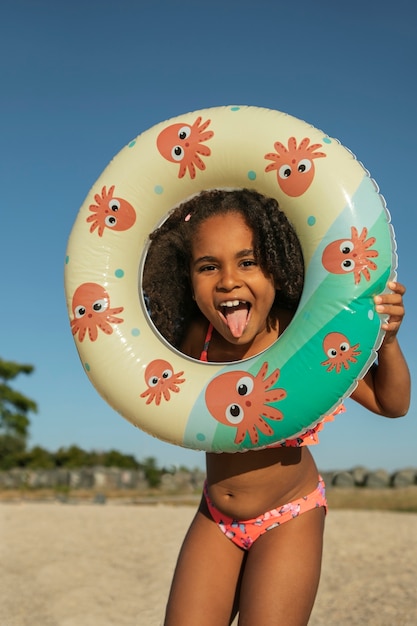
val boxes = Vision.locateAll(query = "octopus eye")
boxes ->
[341,259,355,271]
[297,159,312,173]
[161,369,173,380]
[178,126,191,141]
[108,199,120,212]
[171,145,184,161]
[339,241,354,255]
[105,215,117,227]
[74,305,86,319]
[225,403,244,425]
[148,376,159,387]
[236,376,254,396]
[327,348,338,359]
[278,164,292,179]
[340,342,350,352]
[92,298,109,313]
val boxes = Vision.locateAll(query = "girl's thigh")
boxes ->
[164,502,246,626]
[238,506,325,626]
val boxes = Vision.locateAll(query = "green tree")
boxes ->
[140,456,162,487]
[24,445,55,469]
[103,449,140,469]
[0,359,37,469]
[54,445,91,468]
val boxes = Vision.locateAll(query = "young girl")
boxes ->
[143,189,410,626]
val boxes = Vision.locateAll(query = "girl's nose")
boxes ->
[217,267,241,291]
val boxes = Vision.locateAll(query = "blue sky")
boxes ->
[1,0,415,472]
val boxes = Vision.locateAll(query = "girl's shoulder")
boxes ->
[180,315,208,359]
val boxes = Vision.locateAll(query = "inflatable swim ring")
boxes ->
[64,105,397,452]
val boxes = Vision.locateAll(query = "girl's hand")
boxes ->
[374,281,406,344]
[353,280,410,417]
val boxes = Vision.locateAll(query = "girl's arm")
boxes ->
[351,281,411,417]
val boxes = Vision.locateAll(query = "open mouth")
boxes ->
[218,300,251,338]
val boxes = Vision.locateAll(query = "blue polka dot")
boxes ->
[65,255,69,265]
[323,137,332,144]
[196,433,206,442]
[230,106,240,112]
[307,215,316,226]
[115,269,124,278]
[128,140,136,148]
[154,185,164,195]
[84,362,91,372]
[368,309,375,321]
[131,328,140,337]
[247,170,256,181]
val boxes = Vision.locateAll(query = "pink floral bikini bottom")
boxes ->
[204,476,327,551]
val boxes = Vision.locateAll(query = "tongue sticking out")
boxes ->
[223,304,249,338]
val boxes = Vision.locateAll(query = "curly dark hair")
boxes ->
[142,188,304,348]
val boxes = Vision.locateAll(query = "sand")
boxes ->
[1,503,416,626]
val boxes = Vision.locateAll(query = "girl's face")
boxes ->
[190,212,277,355]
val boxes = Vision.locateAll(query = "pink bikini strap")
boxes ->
[200,323,214,362]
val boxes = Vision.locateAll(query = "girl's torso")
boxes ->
[205,446,320,520]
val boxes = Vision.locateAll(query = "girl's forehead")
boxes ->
[195,211,251,235]
[191,213,254,254]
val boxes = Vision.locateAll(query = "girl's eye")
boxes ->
[241,259,257,267]
[199,264,217,272]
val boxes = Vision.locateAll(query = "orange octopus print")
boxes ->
[87,185,136,237]
[322,226,379,284]
[321,332,361,373]
[70,282,124,342]
[156,116,214,179]
[205,363,286,445]
[265,137,326,196]
[140,359,185,406]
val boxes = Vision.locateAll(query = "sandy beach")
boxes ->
[1,502,416,626]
